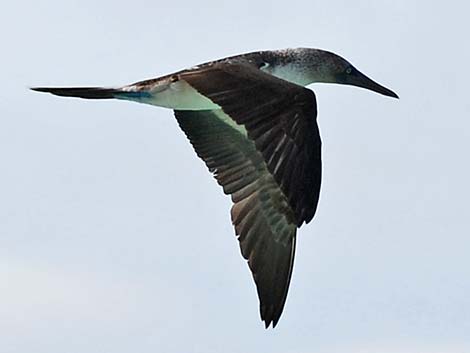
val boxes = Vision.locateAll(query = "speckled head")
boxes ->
[294,48,399,98]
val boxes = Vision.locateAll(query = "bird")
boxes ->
[32,47,398,328]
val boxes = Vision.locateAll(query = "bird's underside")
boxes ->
[31,51,325,328]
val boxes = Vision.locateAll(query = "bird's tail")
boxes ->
[31,86,121,99]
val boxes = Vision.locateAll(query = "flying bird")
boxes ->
[32,48,398,328]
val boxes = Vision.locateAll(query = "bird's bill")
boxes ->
[346,70,399,99]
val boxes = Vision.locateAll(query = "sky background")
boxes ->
[1,1,469,352]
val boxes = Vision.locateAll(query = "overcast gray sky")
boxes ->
[1,1,469,352]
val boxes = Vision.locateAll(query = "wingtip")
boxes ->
[261,318,279,329]
[272,317,280,328]
[261,305,282,329]
[262,315,281,329]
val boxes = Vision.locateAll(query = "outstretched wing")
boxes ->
[175,110,297,328]
[173,61,321,328]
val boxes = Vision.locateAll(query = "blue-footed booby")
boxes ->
[32,48,398,328]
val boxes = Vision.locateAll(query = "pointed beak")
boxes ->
[344,69,399,99]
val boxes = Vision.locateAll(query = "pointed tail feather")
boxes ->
[31,87,121,99]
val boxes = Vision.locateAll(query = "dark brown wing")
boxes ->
[179,62,321,226]
[175,109,297,328]
[174,62,321,328]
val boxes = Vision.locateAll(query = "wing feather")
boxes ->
[175,109,297,328]
[179,62,322,226]
[172,61,322,327]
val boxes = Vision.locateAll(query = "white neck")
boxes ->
[262,63,314,87]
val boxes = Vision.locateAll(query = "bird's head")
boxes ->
[303,49,399,99]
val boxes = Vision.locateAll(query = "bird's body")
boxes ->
[110,49,316,110]
[32,48,398,328]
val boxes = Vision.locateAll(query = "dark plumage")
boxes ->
[32,48,398,328]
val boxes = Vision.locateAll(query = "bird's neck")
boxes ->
[263,63,315,87]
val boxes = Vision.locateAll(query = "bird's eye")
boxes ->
[345,67,353,74]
